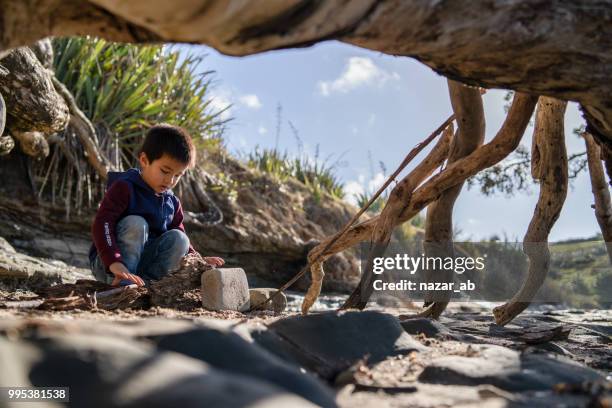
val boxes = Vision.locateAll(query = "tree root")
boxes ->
[340,92,538,311]
[584,132,612,264]
[493,97,568,326]
[418,79,486,318]
[51,76,112,179]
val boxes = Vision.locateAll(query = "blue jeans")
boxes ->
[90,215,190,285]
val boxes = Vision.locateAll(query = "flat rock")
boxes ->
[418,344,604,391]
[251,310,427,379]
[201,267,250,312]
[0,240,91,289]
[249,288,287,313]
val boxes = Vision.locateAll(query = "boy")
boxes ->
[89,124,224,287]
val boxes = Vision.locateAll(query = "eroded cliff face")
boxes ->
[0,146,362,292]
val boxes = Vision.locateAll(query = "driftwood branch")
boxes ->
[583,132,612,264]
[493,97,568,326]
[256,114,455,312]
[417,79,486,319]
[301,122,454,314]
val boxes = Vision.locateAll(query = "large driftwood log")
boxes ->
[419,80,486,319]
[0,1,610,143]
[339,93,537,310]
[493,97,568,326]
[0,47,69,134]
[584,132,612,264]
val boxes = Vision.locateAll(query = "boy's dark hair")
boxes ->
[140,124,196,167]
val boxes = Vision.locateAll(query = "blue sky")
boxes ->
[181,41,598,242]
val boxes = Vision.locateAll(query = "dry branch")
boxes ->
[493,97,568,326]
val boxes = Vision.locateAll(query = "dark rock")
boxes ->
[0,333,315,407]
[418,344,604,392]
[146,327,336,407]
[252,311,426,379]
[400,318,455,339]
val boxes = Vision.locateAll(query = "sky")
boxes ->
[179,40,598,242]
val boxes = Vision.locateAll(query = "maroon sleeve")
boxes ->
[168,197,197,255]
[91,180,130,269]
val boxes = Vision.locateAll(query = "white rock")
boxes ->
[201,268,250,311]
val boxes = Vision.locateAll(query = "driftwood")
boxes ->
[584,132,612,264]
[0,46,69,134]
[493,97,568,326]
[338,92,538,311]
[148,253,211,307]
[0,1,610,144]
[35,279,149,311]
[10,130,49,159]
[300,89,536,315]
[418,80,486,318]
[299,117,455,314]
[29,38,54,69]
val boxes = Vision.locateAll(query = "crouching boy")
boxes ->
[89,124,224,287]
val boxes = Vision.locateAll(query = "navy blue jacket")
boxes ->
[89,168,194,268]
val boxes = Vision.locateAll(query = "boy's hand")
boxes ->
[202,256,225,267]
[109,262,145,287]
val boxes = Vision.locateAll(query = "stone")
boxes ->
[201,267,250,312]
[146,326,336,407]
[251,310,427,380]
[418,344,604,392]
[0,241,91,289]
[0,333,316,407]
[249,288,287,313]
[400,318,455,339]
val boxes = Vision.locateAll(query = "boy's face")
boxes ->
[139,152,189,194]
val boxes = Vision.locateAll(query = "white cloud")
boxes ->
[239,94,262,109]
[343,181,365,206]
[318,57,400,96]
[368,172,386,193]
[343,172,388,206]
[208,89,232,120]
[258,125,268,135]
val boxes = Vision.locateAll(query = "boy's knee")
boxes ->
[117,215,148,241]
[166,229,190,255]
